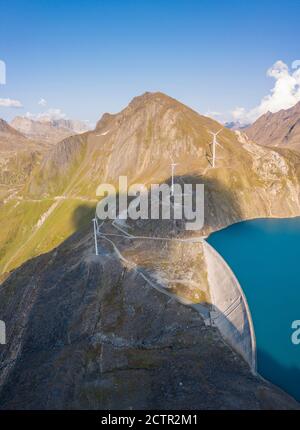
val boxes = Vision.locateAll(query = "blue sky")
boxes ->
[0,0,300,124]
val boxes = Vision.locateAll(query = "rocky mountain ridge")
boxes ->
[245,102,300,152]
[0,118,43,191]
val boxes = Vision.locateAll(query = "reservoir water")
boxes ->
[207,217,300,401]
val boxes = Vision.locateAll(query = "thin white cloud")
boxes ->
[0,98,23,108]
[38,98,47,107]
[24,108,92,130]
[231,60,300,124]
[25,108,67,122]
[0,60,6,85]
[205,110,222,119]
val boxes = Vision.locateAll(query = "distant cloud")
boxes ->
[24,108,92,130]
[0,60,6,85]
[84,119,95,129]
[0,98,23,108]
[26,108,67,121]
[205,110,222,119]
[38,98,47,107]
[231,60,300,124]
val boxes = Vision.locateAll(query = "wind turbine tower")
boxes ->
[170,161,179,196]
[92,217,99,256]
[209,128,223,168]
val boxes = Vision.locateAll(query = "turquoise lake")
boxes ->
[207,217,300,401]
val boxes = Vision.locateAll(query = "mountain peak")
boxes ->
[95,91,216,136]
[0,117,11,130]
[127,91,187,112]
[96,92,186,130]
[0,117,24,137]
[245,100,300,151]
[129,91,174,104]
[0,118,9,132]
[0,117,40,157]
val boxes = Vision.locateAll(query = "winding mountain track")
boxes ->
[97,229,209,318]
[95,220,256,371]
[96,221,210,320]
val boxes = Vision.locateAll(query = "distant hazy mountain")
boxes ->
[11,116,90,145]
[245,102,300,152]
[225,121,249,130]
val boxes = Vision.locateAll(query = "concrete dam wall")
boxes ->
[203,241,256,372]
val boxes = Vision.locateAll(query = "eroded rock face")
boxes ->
[0,228,298,410]
[244,102,300,152]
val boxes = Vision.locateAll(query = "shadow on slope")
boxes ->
[72,204,96,231]
[95,173,243,238]
[1,174,285,409]
[0,221,298,409]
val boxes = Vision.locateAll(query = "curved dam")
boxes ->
[202,240,257,372]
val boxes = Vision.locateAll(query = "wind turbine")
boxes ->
[170,160,179,196]
[92,217,99,256]
[208,128,223,168]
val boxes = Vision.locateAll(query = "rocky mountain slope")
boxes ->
[0,118,43,200]
[1,92,300,275]
[0,118,33,151]
[245,102,300,152]
[1,92,300,409]
[11,116,90,145]
[0,226,298,410]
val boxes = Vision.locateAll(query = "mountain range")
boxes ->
[0,92,300,409]
[0,92,300,274]
[0,115,89,205]
[11,116,90,145]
